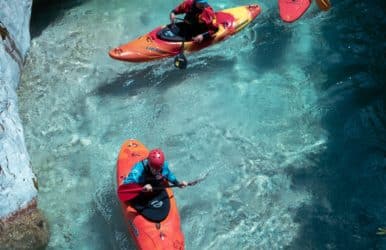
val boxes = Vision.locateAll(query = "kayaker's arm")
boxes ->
[201,31,212,40]
[170,0,192,23]
[167,179,188,188]
[162,163,188,188]
[123,162,145,184]
[171,0,193,15]
[193,7,218,42]
[192,31,213,43]
[170,11,176,23]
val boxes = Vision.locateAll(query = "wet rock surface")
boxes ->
[0,200,49,250]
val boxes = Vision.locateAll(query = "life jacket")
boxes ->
[184,3,210,26]
[141,160,166,188]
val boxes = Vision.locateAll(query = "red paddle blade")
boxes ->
[117,183,143,202]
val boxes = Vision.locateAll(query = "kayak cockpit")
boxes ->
[157,23,191,42]
[128,189,171,222]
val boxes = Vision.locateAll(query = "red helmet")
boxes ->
[148,149,165,170]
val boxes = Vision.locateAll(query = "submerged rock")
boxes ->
[0,199,49,250]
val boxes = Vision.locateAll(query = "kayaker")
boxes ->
[169,0,218,43]
[123,149,188,192]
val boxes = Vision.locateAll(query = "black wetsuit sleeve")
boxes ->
[202,31,211,40]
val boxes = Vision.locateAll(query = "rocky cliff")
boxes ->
[0,0,48,248]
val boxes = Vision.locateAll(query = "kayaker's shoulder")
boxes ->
[133,160,147,170]
[163,161,170,168]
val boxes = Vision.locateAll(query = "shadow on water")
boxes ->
[95,55,236,97]
[285,1,386,249]
[31,0,89,38]
[90,186,135,250]
[248,9,292,73]
[95,64,158,97]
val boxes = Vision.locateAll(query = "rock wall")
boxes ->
[0,0,49,248]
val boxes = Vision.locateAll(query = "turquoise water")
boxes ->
[19,0,385,249]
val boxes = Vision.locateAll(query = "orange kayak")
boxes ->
[116,139,184,250]
[109,4,261,62]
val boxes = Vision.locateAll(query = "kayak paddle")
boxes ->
[315,0,331,11]
[117,173,208,202]
[170,19,188,69]
[174,40,187,69]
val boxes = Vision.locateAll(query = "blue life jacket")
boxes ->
[123,159,179,185]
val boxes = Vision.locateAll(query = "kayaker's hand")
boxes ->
[170,12,176,23]
[178,181,188,188]
[193,34,204,43]
[142,184,153,192]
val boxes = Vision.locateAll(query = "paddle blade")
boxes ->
[174,53,187,69]
[315,0,331,11]
[117,183,143,202]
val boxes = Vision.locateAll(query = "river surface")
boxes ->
[18,0,385,249]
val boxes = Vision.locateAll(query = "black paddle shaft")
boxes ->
[151,173,208,189]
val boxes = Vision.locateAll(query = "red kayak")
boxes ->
[278,0,311,23]
[109,4,261,62]
[116,139,184,250]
